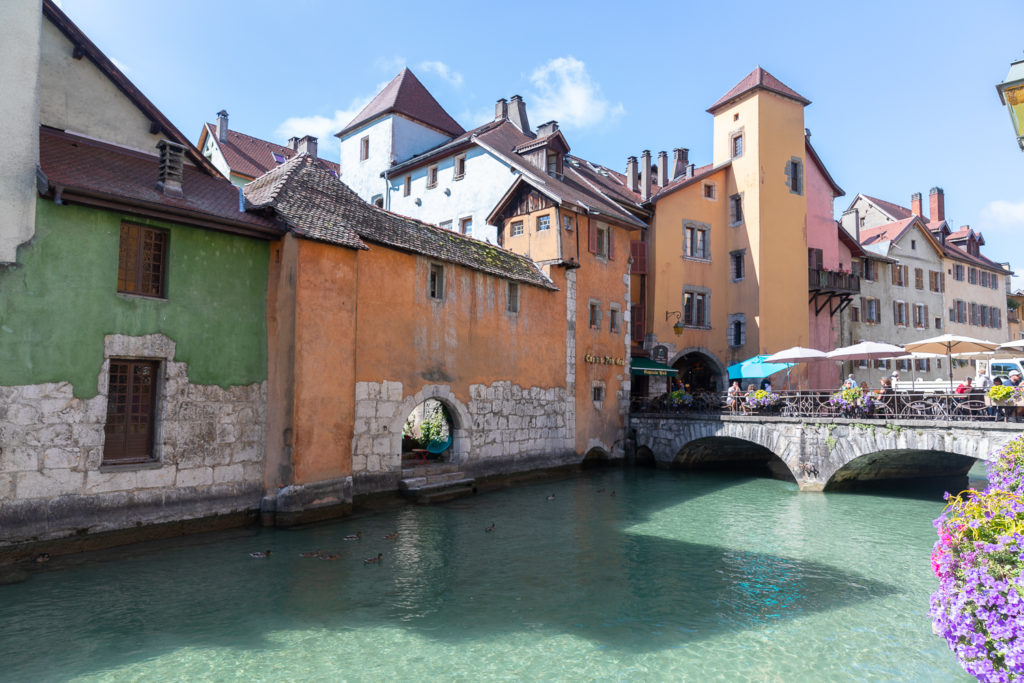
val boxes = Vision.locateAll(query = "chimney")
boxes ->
[287,136,300,151]
[640,150,652,201]
[626,156,638,193]
[672,148,689,180]
[536,120,559,137]
[508,95,531,135]
[911,192,923,217]
[296,135,317,158]
[495,98,508,121]
[930,187,945,223]
[156,139,185,198]
[216,110,228,142]
[657,151,668,187]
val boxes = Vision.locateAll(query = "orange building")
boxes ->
[246,155,627,524]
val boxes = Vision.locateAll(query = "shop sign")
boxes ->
[584,353,625,366]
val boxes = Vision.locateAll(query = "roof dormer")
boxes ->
[514,121,570,178]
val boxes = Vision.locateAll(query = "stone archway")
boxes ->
[673,436,797,482]
[388,385,472,470]
[669,347,727,393]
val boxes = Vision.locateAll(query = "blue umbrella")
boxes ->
[727,354,795,380]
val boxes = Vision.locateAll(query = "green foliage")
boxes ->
[418,405,449,447]
[988,384,1016,402]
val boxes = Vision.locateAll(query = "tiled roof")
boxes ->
[859,217,916,246]
[649,163,719,202]
[201,123,340,180]
[338,68,464,138]
[707,67,811,113]
[39,127,281,238]
[860,194,913,221]
[564,155,661,209]
[244,155,555,289]
[931,231,1004,272]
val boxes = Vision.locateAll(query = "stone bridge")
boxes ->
[631,413,1023,491]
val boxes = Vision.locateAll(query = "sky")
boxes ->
[58,0,1023,289]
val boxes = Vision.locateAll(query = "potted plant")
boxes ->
[744,389,780,411]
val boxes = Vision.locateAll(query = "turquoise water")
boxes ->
[0,469,969,681]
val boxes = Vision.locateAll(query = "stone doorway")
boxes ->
[401,398,454,466]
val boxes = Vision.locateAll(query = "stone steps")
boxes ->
[405,482,476,504]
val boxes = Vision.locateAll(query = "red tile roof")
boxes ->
[707,67,811,113]
[860,194,914,221]
[649,163,719,202]
[200,124,340,181]
[859,217,916,246]
[338,68,464,138]
[39,127,281,238]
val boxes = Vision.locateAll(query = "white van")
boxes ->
[986,358,1024,382]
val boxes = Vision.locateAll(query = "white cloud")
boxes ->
[274,91,379,158]
[527,56,624,130]
[981,199,1024,226]
[417,60,463,87]
[374,55,407,73]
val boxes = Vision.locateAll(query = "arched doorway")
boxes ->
[671,349,726,393]
[401,398,454,464]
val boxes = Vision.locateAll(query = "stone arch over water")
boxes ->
[823,449,978,491]
[581,446,613,468]
[388,385,472,467]
[673,436,797,483]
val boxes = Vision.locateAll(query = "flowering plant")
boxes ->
[988,385,1017,403]
[827,387,876,415]
[744,389,779,409]
[668,390,693,408]
[930,434,1024,680]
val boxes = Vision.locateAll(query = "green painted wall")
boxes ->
[0,200,270,397]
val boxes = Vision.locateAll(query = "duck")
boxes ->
[597,488,605,494]
[249,550,272,559]
[363,553,384,565]
[319,553,340,561]
[34,553,51,564]
[343,532,362,541]
[546,494,555,501]
[485,522,495,533]
[298,549,321,558]
[384,532,399,540]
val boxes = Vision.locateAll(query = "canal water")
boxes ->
[0,469,969,681]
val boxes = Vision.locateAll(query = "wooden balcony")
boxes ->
[809,268,860,318]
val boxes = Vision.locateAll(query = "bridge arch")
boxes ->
[673,436,796,482]
[823,449,978,491]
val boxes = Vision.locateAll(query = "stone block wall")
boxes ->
[0,334,265,547]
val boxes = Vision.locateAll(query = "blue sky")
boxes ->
[60,0,1022,288]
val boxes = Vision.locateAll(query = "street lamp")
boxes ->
[996,58,1024,151]
[665,311,685,336]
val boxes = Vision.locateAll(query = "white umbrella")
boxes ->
[903,334,1001,389]
[764,346,828,363]
[825,341,904,361]
[998,339,1024,352]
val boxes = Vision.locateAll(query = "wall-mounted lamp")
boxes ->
[665,310,685,336]
[997,58,1024,151]
[444,188,451,196]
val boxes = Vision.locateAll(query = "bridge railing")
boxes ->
[630,389,1014,423]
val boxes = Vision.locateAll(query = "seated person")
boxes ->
[955,377,973,395]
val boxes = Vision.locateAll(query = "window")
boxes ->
[439,220,453,231]
[403,174,412,197]
[459,217,472,235]
[359,136,369,161]
[730,250,745,281]
[453,154,466,180]
[728,313,746,348]
[103,359,159,464]
[427,165,438,189]
[271,152,287,164]
[609,304,621,333]
[428,264,445,300]
[953,264,964,281]
[683,222,710,260]
[731,132,743,158]
[589,223,611,259]
[631,304,645,343]
[851,306,860,322]
[808,248,824,270]
[913,303,929,328]
[510,220,524,237]
[991,273,999,289]
[562,214,574,231]
[372,195,384,208]
[507,282,519,313]
[729,193,743,225]
[546,151,559,175]
[786,157,803,195]
[969,267,978,285]
[914,268,924,290]
[915,358,931,372]
[592,383,605,403]
[589,300,602,330]
[683,288,709,327]
[858,358,869,368]
[861,296,880,324]
[862,259,876,282]
[703,183,716,199]
[893,300,907,326]
[630,240,648,274]
[536,215,550,231]
[118,222,168,298]
[891,264,907,287]
[911,239,917,250]
[951,299,967,323]
[981,271,990,288]
[928,269,942,292]
[935,316,943,330]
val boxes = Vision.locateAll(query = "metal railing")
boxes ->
[631,390,1018,423]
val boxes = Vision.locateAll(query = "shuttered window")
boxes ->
[103,360,158,464]
[118,223,168,298]
[631,304,645,343]
[630,240,648,274]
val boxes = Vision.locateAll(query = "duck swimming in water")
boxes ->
[546,494,555,501]
[363,553,383,565]
[384,532,398,540]
[485,522,495,533]
[319,553,340,561]
[34,553,51,564]
[343,532,362,541]
[249,550,272,559]
[298,550,321,558]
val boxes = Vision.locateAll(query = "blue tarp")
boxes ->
[727,354,795,380]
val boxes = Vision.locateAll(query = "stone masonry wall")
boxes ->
[350,379,577,494]
[0,334,265,546]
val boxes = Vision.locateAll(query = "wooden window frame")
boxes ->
[428,263,445,300]
[507,282,520,314]
[403,174,412,197]
[103,359,159,465]
[536,215,551,231]
[359,136,369,161]
[459,217,472,235]
[609,304,621,334]
[426,165,438,189]
[118,222,169,299]
[453,154,466,181]
[510,220,524,237]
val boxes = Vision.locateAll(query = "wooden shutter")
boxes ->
[893,301,899,324]
[588,221,597,254]
[103,360,158,463]
[940,271,945,292]
[608,227,615,260]
[891,264,897,285]
[924,305,929,328]
[631,304,645,343]
[630,240,647,274]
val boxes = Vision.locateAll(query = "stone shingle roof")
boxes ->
[244,155,555,289]
[337,68,464,139]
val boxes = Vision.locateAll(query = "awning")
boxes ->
[631,357,678,377]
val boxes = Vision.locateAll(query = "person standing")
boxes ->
[976,367,991,391]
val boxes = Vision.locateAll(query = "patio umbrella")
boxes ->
[727,354,794,382]
[903,334,1001,389]
[998,339,1024,353]
[825,341,904,361]
[764,346,828,363]
[886,352,945,385]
